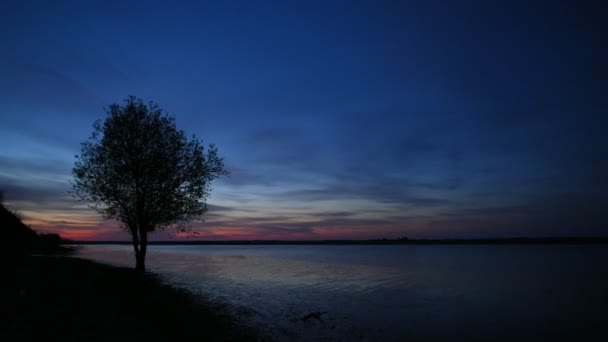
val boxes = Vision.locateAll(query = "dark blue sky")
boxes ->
[1,1,606,240]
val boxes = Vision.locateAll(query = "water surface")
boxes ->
[76,244,608,341]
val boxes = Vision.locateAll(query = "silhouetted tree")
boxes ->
[72,96,227,271]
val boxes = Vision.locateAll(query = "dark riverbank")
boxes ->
[2,256,261,342]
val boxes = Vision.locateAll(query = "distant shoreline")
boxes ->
[66,236,608,245]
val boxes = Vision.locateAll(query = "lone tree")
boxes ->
[73,96,227,271]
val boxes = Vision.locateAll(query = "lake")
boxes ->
[75,244,608,341]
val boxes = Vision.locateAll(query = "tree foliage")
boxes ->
[72,96,227,270]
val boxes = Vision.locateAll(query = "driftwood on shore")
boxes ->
[301,311,327,321]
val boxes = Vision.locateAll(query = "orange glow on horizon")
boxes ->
[20,209,412,241]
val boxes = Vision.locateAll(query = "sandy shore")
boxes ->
[2,255,262,341]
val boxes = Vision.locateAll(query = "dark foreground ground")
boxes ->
[2,256,262,342]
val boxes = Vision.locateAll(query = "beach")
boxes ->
[2,255,261,342]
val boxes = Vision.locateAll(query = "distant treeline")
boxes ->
[66,236,608,245]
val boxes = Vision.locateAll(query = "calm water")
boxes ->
[76,244,608,341]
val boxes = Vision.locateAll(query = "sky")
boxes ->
[0,1,606,240]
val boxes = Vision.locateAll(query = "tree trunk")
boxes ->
[135,226,148,272]
[135,230,148,272]
[131,228,146,272]
[135,250,145,272]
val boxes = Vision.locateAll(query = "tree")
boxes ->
[72,96,227,271]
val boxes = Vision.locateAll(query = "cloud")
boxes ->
[0,56,99,112]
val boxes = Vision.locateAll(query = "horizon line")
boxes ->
[63,236,608,245]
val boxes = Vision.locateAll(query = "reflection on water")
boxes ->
[76,244,608,341]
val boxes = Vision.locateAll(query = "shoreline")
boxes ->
[65,236,608,245]
[2,255,262,341]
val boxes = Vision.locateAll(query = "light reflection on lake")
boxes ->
[76,244,608,341]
